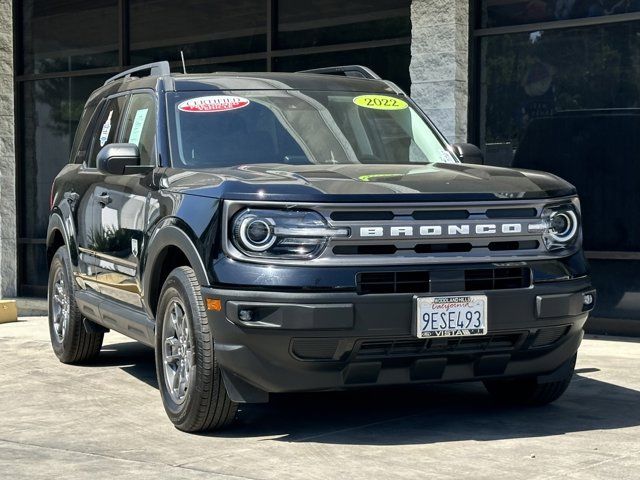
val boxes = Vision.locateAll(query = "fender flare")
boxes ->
[142,224,211,316]
[46,211,74,266]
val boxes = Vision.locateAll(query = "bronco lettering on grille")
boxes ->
[359,223,524,238]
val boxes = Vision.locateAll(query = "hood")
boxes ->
[163,163,575,202]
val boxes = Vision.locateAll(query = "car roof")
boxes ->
[88,70,400,104]
[169,72,397,93]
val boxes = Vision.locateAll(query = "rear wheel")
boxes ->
[48,246,103,363]
[155,266,237,432]
[483,355,576,406]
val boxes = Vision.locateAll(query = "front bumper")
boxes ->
[202,278,594,403]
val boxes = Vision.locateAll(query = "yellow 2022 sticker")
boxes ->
[353,95,408,111]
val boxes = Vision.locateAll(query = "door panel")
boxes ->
[91,92,157,308]
[71,95,128,292]
[92,178,148,307]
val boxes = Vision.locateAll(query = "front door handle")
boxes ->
[97,192,112,206]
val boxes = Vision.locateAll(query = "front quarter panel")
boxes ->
[140,189,221,317]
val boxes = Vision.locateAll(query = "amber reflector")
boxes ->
[206,298,222,311]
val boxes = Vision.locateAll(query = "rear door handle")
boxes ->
[97,192,112,206]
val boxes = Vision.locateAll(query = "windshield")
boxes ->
[167,90,457,168]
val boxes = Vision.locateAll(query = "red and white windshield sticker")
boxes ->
[177,95,250,113]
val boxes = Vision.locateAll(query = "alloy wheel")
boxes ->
[162,299,194,404]
[51,268,70,342]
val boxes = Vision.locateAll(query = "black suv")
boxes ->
[47,62,595,432]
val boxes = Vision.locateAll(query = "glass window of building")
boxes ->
[475,8,640,322]
[129,0,267,65]
[21,0,119,74]
[277,0,410,49]
[479,0,640,28]
[477,21,640,252]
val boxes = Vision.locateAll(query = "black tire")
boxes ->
[155,266,237,432]
[483,355,576,406]
[48,246,103,364]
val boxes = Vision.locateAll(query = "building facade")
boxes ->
[3,0,640,333]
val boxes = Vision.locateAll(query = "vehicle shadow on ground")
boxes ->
[91,341,158,389]
[96,340,640,445]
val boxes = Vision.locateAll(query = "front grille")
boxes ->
[464,267,531,291]
[488,240,539,251]
[330,211,394,221]
[337,241,539,256]
[357,271,430,294]
[485,207,538,218]
[356,333,524,360]
[223,198,575,266]
[412,210,469,220]
[414,243,473,254]
[357,267,531,295]
[334,245,398,255]
[289,328,569,362]
[320,200,551,265]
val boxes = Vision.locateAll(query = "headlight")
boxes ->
[529,200,581,251]
[231,208,349,259]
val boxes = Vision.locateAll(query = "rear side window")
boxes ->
[87,95,128,168]
[119,93,157,166]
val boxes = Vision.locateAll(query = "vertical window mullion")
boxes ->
[266,0,278,71]
[119,0,130,68]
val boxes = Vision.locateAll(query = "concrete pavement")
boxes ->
[1,316,639,479]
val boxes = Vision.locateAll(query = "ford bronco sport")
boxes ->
[47,62,595,432]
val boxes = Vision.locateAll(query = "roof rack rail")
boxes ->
[104,61,171,85]
[298,65,381,80]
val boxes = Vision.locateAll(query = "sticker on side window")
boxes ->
[177,95,250,113]
[353,95,408,111]
[99,110,113,146]
[127,108,149,145]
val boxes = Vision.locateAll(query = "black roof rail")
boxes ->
[104,61,171,85]
[298,65,382,80]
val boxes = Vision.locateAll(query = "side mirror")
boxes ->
[451,143,484,165]
[97,143,140,175]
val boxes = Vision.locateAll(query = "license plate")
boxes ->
[416,295,487,338]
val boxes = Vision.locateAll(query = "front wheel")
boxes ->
[155,266,237,432]
[483,355,576,406]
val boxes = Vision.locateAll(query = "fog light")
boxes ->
[238,309,255,322]
[583,293,594,306]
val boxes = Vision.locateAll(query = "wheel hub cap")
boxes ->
[52,269,69,342]
[162,300,194,404]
